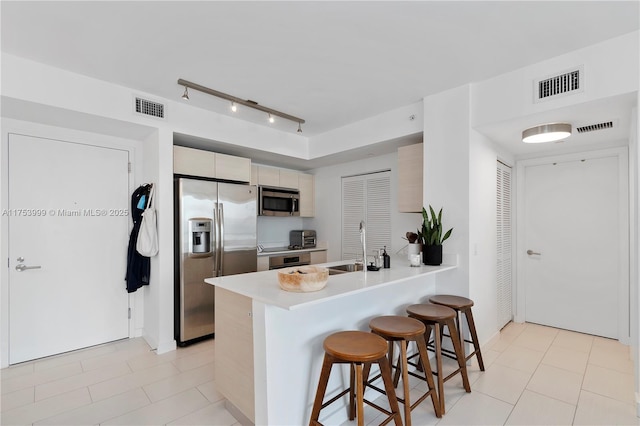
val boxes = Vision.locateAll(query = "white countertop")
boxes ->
[205,254,456,310]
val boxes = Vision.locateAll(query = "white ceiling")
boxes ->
[1,1,639,162]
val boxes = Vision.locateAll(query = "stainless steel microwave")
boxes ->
[259,186,300,216]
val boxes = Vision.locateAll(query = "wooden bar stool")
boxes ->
[365,316,442,425]
[309,331,402,426]
[406,303,471,415]
[429,295,485,371]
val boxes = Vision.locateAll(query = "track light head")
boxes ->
[230,102,237,112]
[268,114,275,124]
[181,86,189,100]
[297,122,303,133]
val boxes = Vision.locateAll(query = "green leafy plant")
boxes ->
[418,205,453,246]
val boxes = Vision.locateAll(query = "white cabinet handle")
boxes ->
[15,264,41,272]
[526,250,541,256]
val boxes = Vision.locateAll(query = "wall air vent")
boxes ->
[534,66,583,103]
[576,121,613,134]
[134,97,165,119]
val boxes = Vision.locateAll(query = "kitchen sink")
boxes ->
[327,263,364,275]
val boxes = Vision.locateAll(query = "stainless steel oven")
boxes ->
[259,186,300,216]
[268,252,311,270]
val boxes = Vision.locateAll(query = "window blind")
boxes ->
[342,171,392,261]
[497,161,513,328]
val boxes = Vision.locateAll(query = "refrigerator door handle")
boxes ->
[212,204,219,276]
[218,203,225,276]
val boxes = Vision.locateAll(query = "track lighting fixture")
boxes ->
[177,78,305,133]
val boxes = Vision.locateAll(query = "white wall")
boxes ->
[472,31,639,128]
[0,118,148,367]
[308,152,421,262]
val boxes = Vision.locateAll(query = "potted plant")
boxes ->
[403,231,422,258]
[418,205,453,265]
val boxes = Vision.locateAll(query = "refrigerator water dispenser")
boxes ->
[189,219,212,255]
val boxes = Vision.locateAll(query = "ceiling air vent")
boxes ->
[534,66,583,103]
[134,97,165,119]
[576,121,613,134]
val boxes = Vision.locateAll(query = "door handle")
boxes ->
[15,264,41,272]
[527,250,541,256]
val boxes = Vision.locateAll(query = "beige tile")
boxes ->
[493,344,545,374]
[168,400,237,425]
[511,324,558,352]
[89,362,180,401]
[126,349,179,372]
[33,343,118,372]
[143,362,216,402]
[2,362,83,395]
[573,390,640,425]
[592,336,630,353]
[526,364,583,405]
[505,389,575,425]
[196,380,225,403]
[34,388,150,425]
[102,388,210,425]
[35,361,131,401]
[80,341,151,372]
[1,362,34,381]
[436,390,514,425]
[582,364,635,404]
[552,329,594,353]
[171,348,215,372]
[1,387,34,412]
[472,363,531,404]
[1,388,91,425]
[501,321,528,338]
[589,344,633,374]
[542,345,589,374]
[471,348,501,369]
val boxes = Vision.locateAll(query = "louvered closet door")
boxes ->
[342,171,391,260]
[497,161,513,329]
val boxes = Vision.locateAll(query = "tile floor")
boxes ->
[0,322,637,425]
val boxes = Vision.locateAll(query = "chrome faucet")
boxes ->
[356,220,366,268]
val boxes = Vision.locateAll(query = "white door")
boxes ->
[8,134,131,364]
[523,155,623,338]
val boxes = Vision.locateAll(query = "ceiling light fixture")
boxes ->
[177,78,305,132]
[297,122,303,133]
[522,123,572,143]
[181,86,189,100]
[230,102,237,112]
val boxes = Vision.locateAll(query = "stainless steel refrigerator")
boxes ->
[174,177,257,345]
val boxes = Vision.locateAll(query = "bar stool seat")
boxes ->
[309,331,401,426]
[366,316,441,425]
[429,295,485,371]
[407,303,471,415]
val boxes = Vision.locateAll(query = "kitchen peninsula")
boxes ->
[205,255,457,425]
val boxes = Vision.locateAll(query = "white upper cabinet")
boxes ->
[397,143,423,213]
[173,146,251,183]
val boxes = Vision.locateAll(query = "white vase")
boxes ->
[407,243,421,258]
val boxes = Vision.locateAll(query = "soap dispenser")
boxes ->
[382,246,390,268]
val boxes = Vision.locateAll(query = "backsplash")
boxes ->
[257,216,304,248]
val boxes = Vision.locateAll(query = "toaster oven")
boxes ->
[289,230,317,248]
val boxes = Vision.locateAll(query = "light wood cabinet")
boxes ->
[215,153,251,182]
[279,170,299,190]
[215,287,255,423]
[397,143,423,213]
[257,166,280,187]
[250,165,259,186]
[310,250,327,265]
[173,146,216,178]
[257,256,269,272]
[298,173,315,217]
[173,146,251,182]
